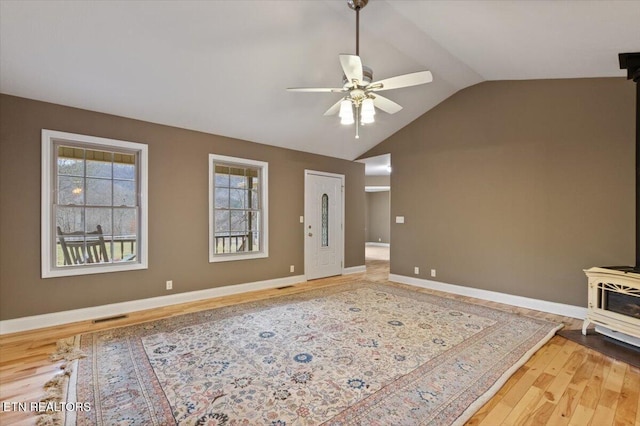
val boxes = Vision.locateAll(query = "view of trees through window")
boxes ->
[213,164,261,254]
[55,145,138,266]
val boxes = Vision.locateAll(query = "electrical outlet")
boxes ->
[431,269,436,277]
[414,267,419,275]
[166,280,173,290]
[290,265,295,273]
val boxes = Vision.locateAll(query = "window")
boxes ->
[41,130,148,278]
[209,154,268,262]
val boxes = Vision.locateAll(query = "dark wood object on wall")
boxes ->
[619,52,640,269]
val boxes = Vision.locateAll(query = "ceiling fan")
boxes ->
[287,0,433,139]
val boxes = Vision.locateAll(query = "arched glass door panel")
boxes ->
[321,193,329,247]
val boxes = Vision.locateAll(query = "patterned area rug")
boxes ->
[61,282,561,425]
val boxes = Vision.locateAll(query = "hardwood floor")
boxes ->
[1,256,638,425]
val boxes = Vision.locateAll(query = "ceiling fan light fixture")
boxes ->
[339,99,355,125]
[286,0,432,139]
[361,98,375,124]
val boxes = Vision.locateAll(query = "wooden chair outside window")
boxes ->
[57,224,109,265]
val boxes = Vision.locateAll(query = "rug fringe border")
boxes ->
[451,323,565,426]
[36,335,83,426]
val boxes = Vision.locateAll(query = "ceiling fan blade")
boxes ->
[368,71,433,91]
[339,54,363,85]
[287,87,345,93]
[323,99,343,116]
[372,95,403,114]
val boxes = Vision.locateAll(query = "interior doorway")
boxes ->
[357,153,391,278]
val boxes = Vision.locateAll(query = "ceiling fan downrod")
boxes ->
[348,0,368,138]
[348,0,368,56]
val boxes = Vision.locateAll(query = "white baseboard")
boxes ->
[389,274,587,320]
[0,274,306,335]
[343,265,366,275]
[366,242,390,247]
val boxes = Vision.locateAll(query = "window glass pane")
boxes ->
[85,208,112,235]
[322,193,329,247]
[113,208,137,236]
[229,189,246,209]
[215,210,230,233]
[113,154,136,180]
[250,190,259,209]
[215,188,229,209]
[230,211,247,232]
[214,234,230,254]
[86,178,112,206]
[215,171,230,187]
[111,206,137,262]
[57,154,84,176]
[248,231,260,252]
[230,173,246,189]
[86,150,113,178]
[249,211,259,232]
[112,238,136,262]
[56,237,86,267]
[58,176,84,205]
[55,206,84,233]
[114,180,136,206]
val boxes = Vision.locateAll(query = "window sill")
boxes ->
[209,252,268,263]
[42,261,148,278]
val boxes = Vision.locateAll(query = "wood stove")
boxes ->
[583,267,640,346]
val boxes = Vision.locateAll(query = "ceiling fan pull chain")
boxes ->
[355,104,360,139]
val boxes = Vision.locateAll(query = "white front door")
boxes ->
[304,171,344,280]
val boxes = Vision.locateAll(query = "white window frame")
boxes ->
[209,154,269,262]
[41,129,148,278]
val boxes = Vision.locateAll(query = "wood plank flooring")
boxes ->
[1,256,638,425]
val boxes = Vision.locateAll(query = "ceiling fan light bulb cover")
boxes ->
[362,98,375,115]
[361,113,375,124]
[339,99,354,119]
[340,115,355,125]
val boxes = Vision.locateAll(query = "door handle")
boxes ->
[308,232,313,237]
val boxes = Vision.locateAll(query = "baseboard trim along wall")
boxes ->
[343,265,366,274]
[2,271,585,334]
[365,242,390,247]
[0,274,306,335]
[389,274,587,320]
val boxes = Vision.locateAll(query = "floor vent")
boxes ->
[92,314,128,324]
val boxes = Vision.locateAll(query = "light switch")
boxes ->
[395,216,405,224]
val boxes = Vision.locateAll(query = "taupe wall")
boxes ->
[366,191,390,244]
[361,78,635,307]
[0,95,365,320]
[365,175,390,187]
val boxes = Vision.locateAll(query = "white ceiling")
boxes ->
[1,1,638,161]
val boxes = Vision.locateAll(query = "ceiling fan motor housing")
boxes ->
[342,65,373,87]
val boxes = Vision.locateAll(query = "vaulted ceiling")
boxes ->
[1,1,638,160]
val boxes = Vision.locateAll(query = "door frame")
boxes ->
[304,170,345,280]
